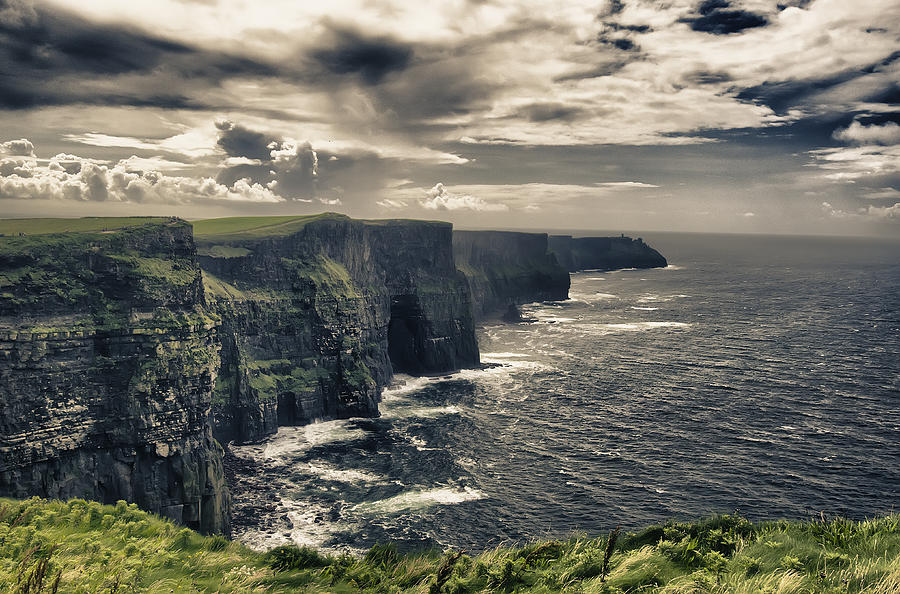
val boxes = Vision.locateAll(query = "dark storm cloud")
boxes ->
[681,0,768,35]
[518,103,586,123]
[737,52,899,115]
[776,0,813,9]
[0,1,278,109]
[215,164,272,187]
[598,0,626,17]
[685,70,733,85]
[215,120,275,160]
[607,23,652,33]
[311,28,413,85]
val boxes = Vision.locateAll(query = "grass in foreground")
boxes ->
[1,497,898,593]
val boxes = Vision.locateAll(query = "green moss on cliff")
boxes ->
[2,498,899,593]
[0,219,197,316]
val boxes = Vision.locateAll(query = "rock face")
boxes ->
[0,220,230,534]
[196,215,480,444]
[452,230,570,319]
[548,235,667,271]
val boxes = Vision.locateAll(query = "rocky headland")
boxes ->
[0,215,669,534]
[548,234,667,272]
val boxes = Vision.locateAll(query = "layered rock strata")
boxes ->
[0,220,230,534]
[195,215,480,444]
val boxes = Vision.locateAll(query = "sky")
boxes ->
[0,0,898,236]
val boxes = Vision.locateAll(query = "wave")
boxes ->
[232,421,369,462]
[581,321,692,334]
[303,462,384,484]
[353,486,483,515]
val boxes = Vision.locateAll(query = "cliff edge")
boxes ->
[195,214,480,444]
[0,218,230,534]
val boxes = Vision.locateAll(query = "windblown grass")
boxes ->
[1,497,898,592]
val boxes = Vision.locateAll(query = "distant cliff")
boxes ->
[452,230,570,319]
[0,219,230,534]
[195,214,480,444]
[549,235,667,271]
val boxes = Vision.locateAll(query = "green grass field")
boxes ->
[2,497,898,593]
[191,214,347,242]
[0,217,173,236]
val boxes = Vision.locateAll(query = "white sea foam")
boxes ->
[631,306,659,311]
[236,498,353,553]
[588,321,691,333]
[303,462,383,484]
[353,486,483,515]
[233,420,369,462]
[380,404,462,420]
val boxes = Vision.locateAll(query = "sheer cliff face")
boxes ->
[0,221,230,534]
[197,216,480,444]
[452,230,571,319]
[548,235,668,272]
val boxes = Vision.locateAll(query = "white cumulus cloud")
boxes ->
[419,183,509,212]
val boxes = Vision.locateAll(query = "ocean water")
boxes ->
[231,232,900,554]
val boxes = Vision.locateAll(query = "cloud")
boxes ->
[311,27,413,85]
[0,138,35,157]
[375,198,408,209]
[596,181,659,188]
[419,182,508,212]
[0,139,283,204]
[864,187,900,201]
[822,200,900,221]
[269,141,318,198]
[681,1,769,35]
[0,1,279,109]
[215,120,277,160]
[833,121,900,146]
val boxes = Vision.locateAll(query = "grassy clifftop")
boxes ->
[2,498,898,593]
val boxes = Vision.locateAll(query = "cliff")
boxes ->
[195,214,480,444]
[0,218,230,534]
[452,230,570,319]
[548,235,667,271]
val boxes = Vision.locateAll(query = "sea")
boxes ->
[230,232,900,554]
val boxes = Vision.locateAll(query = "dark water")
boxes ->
[232,233,900,553]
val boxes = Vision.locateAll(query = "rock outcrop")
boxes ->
[195,214,480,444]
[0,219,230,534]
[548,235,667,271]
[452,230,570,319]
[0,215,670,533]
